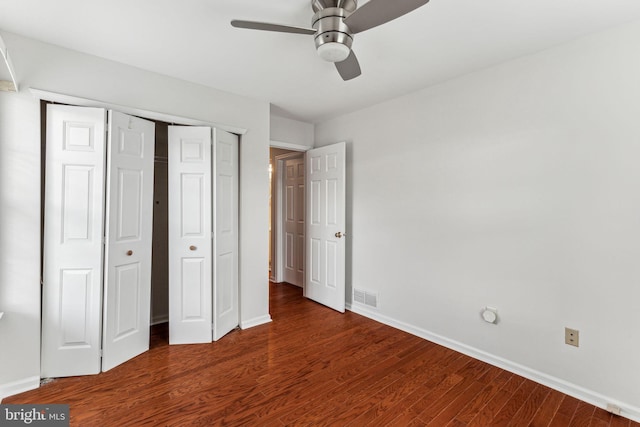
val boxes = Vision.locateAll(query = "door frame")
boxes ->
[273,151,305,285]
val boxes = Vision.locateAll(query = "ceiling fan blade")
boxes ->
[335,50,361,81]
[231,20,316,35]
[343,0,430,34]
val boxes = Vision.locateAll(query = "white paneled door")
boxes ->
[213,129,239,341]
[305,142,346,312]
[101,111,155,371]
[43,106,156,377]
[283,157,305,287]
[168,126,239,344]
[43,107,239,376]
[168,126,213,344]
[42,105,107,377]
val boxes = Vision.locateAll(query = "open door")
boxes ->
[42,105,107,377]
[168,126,213,344]
[101,111,155,371]
[305,142,346,312]
[283,156,305,287]
[212,129,239,341]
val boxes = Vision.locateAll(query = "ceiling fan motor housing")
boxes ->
[312,4,356,62]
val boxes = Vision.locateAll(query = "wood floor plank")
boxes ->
[424,380,487,425]
[610,414,632,427]
[453,370,513,424]
[346,345,467,426]
[529,388,566,427]
[570,401,596,426]
[590,407,612,426]
[487,379,537,426]
[4,282,639,427]
[384,373,465,427]
[508,384,552,427]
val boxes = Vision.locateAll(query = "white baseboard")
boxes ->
[347,303,640,423]
[151,315,169,326]
[0,376,40,402]
[240,314,272,330]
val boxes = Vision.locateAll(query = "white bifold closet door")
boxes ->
[42,105,155,377]
[101,110,155,371]
[42,105,107,377]
[168,126,239,345]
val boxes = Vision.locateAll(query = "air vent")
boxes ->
[353,288,378,309]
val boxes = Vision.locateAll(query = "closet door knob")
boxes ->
[126,250,133,256]
[189,245,197,251]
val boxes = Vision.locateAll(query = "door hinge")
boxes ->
[98,349,103,357]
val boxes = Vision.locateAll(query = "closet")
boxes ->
[41,105,239,378]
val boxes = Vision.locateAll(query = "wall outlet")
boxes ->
[565,327,579,347]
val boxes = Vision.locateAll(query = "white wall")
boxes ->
[315,20,640,420]
[270,113,314,149]
[0,31,271,398]
[0,90,41,398]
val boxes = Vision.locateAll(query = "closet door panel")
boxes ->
[42,105,107,378]
[168,126,213,344]
[101,110,155,372]
[213,129,239,341]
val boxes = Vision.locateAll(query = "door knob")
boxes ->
[335,232,345,238]
[126,250,133,256]
[189,245,197,251]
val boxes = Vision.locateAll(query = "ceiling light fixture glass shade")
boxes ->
[317,42,350,62]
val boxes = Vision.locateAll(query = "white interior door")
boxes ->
[283,157,305,287]
[305,142,346,312]
[168,126,213,344]
[42,105,107,377]
[212,129,239,341]
[101,111,155,371]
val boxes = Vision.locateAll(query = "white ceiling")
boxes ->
[2,0,640,123]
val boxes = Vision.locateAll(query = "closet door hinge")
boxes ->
[98,349,103,358]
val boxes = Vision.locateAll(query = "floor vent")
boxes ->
[353,288,378,308]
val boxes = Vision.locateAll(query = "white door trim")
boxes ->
[273,152,304,284]
[29,88,247,136]
[270,140,312,152]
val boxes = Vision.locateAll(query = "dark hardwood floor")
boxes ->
[5,282,638,426]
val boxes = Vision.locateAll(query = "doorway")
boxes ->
[270,148,305,287]
[269,142,348,313]
[150,122,169,326]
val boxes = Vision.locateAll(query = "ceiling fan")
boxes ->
[231,0,430,81]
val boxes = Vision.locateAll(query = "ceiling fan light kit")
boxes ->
[231,0,429,80]
[312,7,353,62]
[317,42,351,62]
